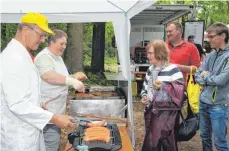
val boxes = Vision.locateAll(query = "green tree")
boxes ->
[197,1,229,28]
[157,0,229,29]
[1,23,18,51]
[83,22,116,69]
[83,23,93,67]
[105,22,115,57]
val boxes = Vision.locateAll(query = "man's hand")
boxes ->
[200,70,209,77]
[141,96,148,105]
[41,103,48,110]
[153,80,162,89]
[50,114,76,129]
[72,72,88,81]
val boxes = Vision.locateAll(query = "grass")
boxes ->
[104,57,118,73]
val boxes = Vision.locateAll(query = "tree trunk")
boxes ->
[64,23,84,73]
[91,22,106,72]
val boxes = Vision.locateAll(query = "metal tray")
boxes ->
[71,87,125,100]
[70,98,126,118]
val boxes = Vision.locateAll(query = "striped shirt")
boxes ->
[141,64,184,99]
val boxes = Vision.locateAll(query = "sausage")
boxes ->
[85,129,110,134]
[85,127,110,134]
[85,132,110,138]
[84,135,110,143]
[85,129,110,136]
[74,93,94,98]
[86,120,106,127]
[84,127,110,143]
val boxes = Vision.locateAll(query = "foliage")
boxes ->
[1,22,117,74]
[83,23,93,67]
[104,57,118,73]
[84,72,117,86]
[49,23,67,32]
[156,0,192,5]
[157,0,229,29]
[1,23,18,50]
[83,22,116,70]
[105,22,116,57]
[0,23,67,53]
[197,1,229,28]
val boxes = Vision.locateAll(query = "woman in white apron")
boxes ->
[34,29,86,151]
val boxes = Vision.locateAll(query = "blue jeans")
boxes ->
[199,101,229,151]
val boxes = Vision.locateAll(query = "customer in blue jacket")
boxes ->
[195,22,229,151]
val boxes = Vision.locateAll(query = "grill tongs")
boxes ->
[71,113,128,127]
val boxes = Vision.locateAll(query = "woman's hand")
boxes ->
[153,80,162,89]
[72,72,88,81]
[141,96,148,105]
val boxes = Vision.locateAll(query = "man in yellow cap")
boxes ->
[1,12,82,151]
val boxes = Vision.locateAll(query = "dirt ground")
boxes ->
[60,101,228,151]
[133,101,202,151]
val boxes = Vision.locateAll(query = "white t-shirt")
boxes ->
[35,48,69,115]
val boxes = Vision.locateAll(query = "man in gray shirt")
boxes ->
[195,22,229,151]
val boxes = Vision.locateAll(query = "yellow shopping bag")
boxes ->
[186,67,202,114]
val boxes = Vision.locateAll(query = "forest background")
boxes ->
[1,0,229,84]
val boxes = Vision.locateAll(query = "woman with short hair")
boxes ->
[34,29,87,151]
[141,40,184,151]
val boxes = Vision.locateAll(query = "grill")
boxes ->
[72,86,125,100]
[68,124,122,151]
[70,86,127,118]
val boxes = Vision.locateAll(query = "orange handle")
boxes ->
[134,72,146,75]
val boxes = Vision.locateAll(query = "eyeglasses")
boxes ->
[26,25,48,39]
[147,52,154,55]
[207,33,221,39]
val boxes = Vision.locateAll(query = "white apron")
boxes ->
[35,48,69,116]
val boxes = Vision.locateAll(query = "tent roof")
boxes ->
[131,4,193,25]
[1,0,138,13]
[0,0,156,23]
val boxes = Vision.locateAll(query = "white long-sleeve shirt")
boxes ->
[1,39,53,151]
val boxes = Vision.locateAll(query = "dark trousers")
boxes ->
[142,111,178,151]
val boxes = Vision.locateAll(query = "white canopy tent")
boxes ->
[1,0,157,145]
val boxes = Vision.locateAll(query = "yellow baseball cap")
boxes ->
[21,12,54,35]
